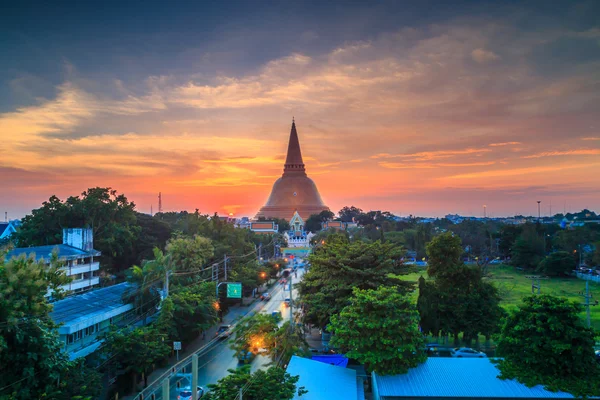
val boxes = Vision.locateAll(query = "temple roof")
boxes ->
[283,120,306,176]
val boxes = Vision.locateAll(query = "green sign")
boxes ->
[227,283,242,299]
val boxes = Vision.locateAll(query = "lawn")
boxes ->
[399,265,600,331]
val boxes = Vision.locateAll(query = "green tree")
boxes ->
[203,366,306,400]
[0,253,98,399]
[511,225,545,270]
[496,295,600,397]
[329,286,426,375]
[426,232,463,278]
[298,239,414,328]
[537,251,576,276]
[230,313,279,359]
[167,282,219,343]
[267,322,310,365]
[338,206,363,223]
[304,210,335,233]
[100,326,170,391]
[16,188,140,275]
[127,212,172,266]
[593,242,600,267]
[165,235,214,282]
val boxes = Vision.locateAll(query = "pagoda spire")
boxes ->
[283,119,306,176]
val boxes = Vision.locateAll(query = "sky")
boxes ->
[1,0,599,219]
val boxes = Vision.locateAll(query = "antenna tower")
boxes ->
[158,192,163,213]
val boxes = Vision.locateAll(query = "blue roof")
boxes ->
[51,282,134,330]
[373,358,574,399]
[312,355,349,367]
[286,356,358,400]
[5,244,100,263]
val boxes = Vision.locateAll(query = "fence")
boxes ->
[576,272,600,283]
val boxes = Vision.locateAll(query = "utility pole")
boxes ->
[579,244,582,268]
[224,254,228,281]
[289,268,293,327]
[578,280,598,328]
[158,192,163,213]
[165,270,170,298]
[239,387,243,400]
[537,201,541,222]
[526,275,542,294]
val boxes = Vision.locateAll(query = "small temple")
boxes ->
[255,120,330,221]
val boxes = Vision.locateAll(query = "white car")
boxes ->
[178,386,204,399]
[450,347,487,358]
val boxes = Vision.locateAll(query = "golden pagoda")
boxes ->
[255,120,329,221]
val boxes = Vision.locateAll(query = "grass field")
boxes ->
[400,265,600,331]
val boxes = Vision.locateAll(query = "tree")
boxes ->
[167,282,219,343]
[537,251,576,276]
[127,212,172,266]
[267,322,310,365]
[329,286,426,375]
[165,235,214,281]
[0,252,98,399]
[426,232,463,279]
[338,206,363,222]
[496,295,600,397]
[230,313,279,359]
[304,210,335,233]
[100,326,170,391]
[511,224,545,270]
[203,366,306,400]
[298,239,414,328]
[593,242,600,267]
[16,188,140,275]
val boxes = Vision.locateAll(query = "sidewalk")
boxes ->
[121,283,279,399]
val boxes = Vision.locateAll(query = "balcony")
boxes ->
[64,276,100,291]
[66,261,100,276]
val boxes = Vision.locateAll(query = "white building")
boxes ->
[5,228,101,295]
[51,282,136,359]
[284,211,314,247]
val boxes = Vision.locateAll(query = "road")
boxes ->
[166,266,305,399]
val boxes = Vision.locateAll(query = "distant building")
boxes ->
[51,282,136,360]
[372,358,573,399]
[284,211,314,248]
[249,220,279,234]
[0,221,17,240]
[321,220,359,231]
[286,355,364,400]
[4,228,101,295]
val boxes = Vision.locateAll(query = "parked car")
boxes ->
[237,350,256,364]
[284,298,291,307]
[279,278,287,285]
[260,292,271,301]
[450,347,487,358]
[178,386,204,399]
[215,325,232,339]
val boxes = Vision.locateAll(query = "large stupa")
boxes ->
[255,120,329,221]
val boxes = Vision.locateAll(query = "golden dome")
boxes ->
[256,120,329,221]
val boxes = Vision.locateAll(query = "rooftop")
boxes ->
[5,244,100,263]
[51,282,134,329]
[373,358,574,399]
[286,355,359,400]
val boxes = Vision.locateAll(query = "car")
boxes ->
[178,386,204,399]
[284,298,291,307]
[450,347,487,358]
[260,292,271,301]
[237,350,256,364]
[215,325,231,339]
[279,278,287,285]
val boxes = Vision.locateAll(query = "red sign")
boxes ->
[289,255,295,259]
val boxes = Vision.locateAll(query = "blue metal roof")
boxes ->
[286,356,358,400]
[373,358,574,399]
[5,244,100,263]
[312,354,349,367]
[51,283,134,331]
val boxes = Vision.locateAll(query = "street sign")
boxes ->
[173,341,181,350]
[227,283,242,298]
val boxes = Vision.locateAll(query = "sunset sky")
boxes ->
[1,1,599,219]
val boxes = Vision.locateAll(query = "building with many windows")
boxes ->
[50,282,137,359]
[4,228,101,295]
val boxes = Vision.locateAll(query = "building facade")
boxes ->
[5,228,101,295]
[51,282,137,359]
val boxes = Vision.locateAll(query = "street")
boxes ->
[165,266,305,399]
